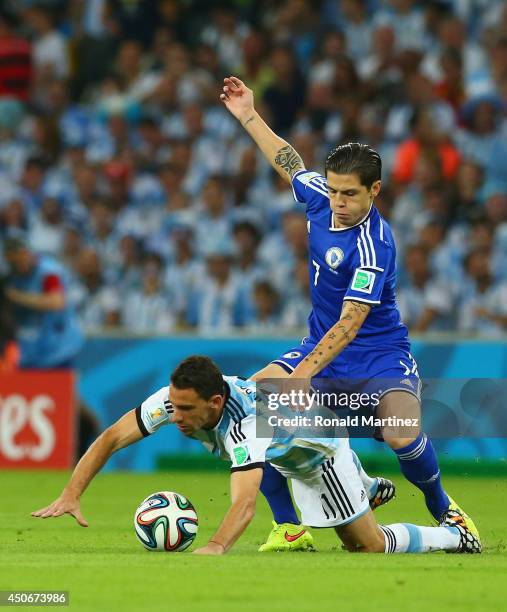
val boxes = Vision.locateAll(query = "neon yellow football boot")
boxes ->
[258,522,315,552]
[442,496,480,542]
[440,506,482,553]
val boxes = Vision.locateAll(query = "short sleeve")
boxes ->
[344,237,393,305]
[224,414,271,473]
[291,170,329,212]
[135,387,172,437]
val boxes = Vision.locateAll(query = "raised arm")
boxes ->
[220,76,305,184]
[31,409,143,526]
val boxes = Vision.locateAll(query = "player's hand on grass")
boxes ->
[220,76,254,123]
[32,494,89,527]
[192,542,225,555]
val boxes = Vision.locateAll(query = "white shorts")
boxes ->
[290,445,370,528]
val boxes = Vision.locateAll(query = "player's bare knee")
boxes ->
[383,432,418,450]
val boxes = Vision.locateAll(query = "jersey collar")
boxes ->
[329,203,374,232]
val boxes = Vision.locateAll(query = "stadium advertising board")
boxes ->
[0,371,75,469]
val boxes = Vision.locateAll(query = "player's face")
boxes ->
[326,172,381,228]
[169,385,223,435]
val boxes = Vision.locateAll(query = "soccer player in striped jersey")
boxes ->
[220,76,478,552]
[32,356,480,554]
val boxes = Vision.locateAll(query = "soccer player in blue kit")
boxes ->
[220,76,479,551]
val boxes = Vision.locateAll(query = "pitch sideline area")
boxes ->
[1,470,505,611]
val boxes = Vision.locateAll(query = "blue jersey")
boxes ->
[136,375,346,479]
[8,255,84,367]
[292,170,409,350]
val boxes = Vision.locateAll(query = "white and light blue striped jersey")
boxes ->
[135,375,342,478]
[291,169,409,349]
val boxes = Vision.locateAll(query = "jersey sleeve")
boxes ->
[344,227,393,305]
[135,387,173,437]
[224,413,271,473]
[291,170,329,213]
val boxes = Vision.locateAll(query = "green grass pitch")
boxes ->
[1,469,506,611]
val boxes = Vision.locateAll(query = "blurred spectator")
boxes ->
[433,47,465,112]
[195,175,233,256]
[417,220,463,282]
[374,0,426,52]
[3,235,83,367]
[164,227,202,326]
[484,190,507,226]
[0,8,32,101]
[122,254,174,334]
[341,0,373,63]
[236,31,274,99]
[397,244,455,332]
[232,220,266,293]
[246,280,281,333]
[29,197,66,256]
[263,46,306,135]
[310,30,346,87]
[105,0,158,48]
[24,5,69,84]
[393,106,460,184]
[187,248,250,334]
[458,248,507,336]
[455,95,505,168]
[421,14,488,95]
[20,156,49,215]
[453,160,483,222]
[1,199,28,237]
[281,255,311,330]
[201,3,249,71]
[71,247,120,331]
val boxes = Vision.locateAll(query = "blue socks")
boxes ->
[260,463,299,525]
[394,433,450,520]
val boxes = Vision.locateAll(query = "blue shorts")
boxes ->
[271,339,421,403]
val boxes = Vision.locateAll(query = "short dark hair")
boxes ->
[171,356,224,400]
[325,143,382,189]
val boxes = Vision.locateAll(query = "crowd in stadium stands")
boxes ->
[1,0,507,339]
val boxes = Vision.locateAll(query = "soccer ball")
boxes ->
[134,491,198,552]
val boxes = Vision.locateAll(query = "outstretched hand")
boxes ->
[32,494,89,527]
[220,76,255,123]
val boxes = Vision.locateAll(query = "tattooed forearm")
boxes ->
[293,301,371,377]
[344,300,371,315]
[242,115,255,127]
[274,145,304,178]
[336,323,351,342]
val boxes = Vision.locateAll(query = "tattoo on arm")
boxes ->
[274,145,304,178]
[243,116,255,127]
[299,302,370,371]
[336,323,351,342]
[344,300,371,315]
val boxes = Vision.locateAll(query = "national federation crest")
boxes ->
[325,247,344,269]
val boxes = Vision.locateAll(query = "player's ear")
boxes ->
[209,394,224,409]
[370,180,381,200]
